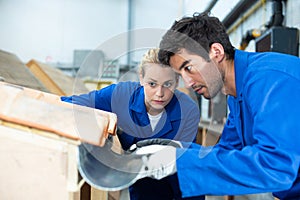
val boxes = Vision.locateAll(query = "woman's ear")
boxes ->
[210,43,225,63]
[175,75,179,88]
[139,73,144,85]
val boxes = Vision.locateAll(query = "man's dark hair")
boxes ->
[158,12,235,65]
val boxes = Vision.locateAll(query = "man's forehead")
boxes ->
[170,49,194,61]
[169,52,189,69]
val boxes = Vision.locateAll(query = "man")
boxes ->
[141,12,300,199]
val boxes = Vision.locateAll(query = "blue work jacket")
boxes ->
[176,50,300,199]
[62,81,201,199]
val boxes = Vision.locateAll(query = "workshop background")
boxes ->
[0,0,299,200]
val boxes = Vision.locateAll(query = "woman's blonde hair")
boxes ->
[139,48,178,78]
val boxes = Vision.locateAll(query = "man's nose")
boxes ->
[182,73,194,88]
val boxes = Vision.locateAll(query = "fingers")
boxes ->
[136,138,182,148]
[146,145,177,179]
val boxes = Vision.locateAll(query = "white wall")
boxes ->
[0,0,251,66]
[0,0,128,63]
[285,0,300,28]
[2,0,298,66]
[129,0,181,64]
[0,0,181,66]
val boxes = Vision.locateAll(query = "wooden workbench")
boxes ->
[0,82,117,200]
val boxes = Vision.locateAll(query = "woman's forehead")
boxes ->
[143,64,176,80]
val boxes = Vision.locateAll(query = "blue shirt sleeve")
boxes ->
[175,101,200,143]
[61,84,116,112]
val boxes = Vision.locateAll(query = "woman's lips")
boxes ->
[153,100,165,105]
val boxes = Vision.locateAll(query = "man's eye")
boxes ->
[148,82,156,87]
[185,65,192,72]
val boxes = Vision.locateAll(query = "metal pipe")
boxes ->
[222,0,258,29]
[204,0,219,13]
[127,0,133,66]
[265,0,284,28]
[226,0,265,35]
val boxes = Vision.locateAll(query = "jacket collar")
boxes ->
[234,49,248,100]
[165,90,182,121]
[129,85,147,114]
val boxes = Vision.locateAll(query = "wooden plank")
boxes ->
[0,81,114,200]
[0,81,117,147]
[26,59,66,95]
[0,125,75,200]
[91,187,108,200]
[26,59,89,96]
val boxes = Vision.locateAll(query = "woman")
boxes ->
[61,48,201,200]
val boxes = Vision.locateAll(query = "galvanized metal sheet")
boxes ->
[78,138,145,191]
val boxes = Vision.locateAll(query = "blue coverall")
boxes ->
[62,81,203,200]
[176,50,300,199]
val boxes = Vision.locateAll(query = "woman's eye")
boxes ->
[163,82,173,88]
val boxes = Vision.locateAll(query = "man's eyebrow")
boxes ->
[179,60,190,71]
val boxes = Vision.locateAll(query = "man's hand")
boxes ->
[141,145,177,180]
[130,139,179,180]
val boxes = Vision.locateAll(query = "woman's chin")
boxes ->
[148,106,164,115]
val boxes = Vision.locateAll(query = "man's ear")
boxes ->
[210,43,225,63]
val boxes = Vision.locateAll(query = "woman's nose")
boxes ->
[155,85,164,97]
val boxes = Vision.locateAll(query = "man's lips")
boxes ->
[194,86,204,94]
